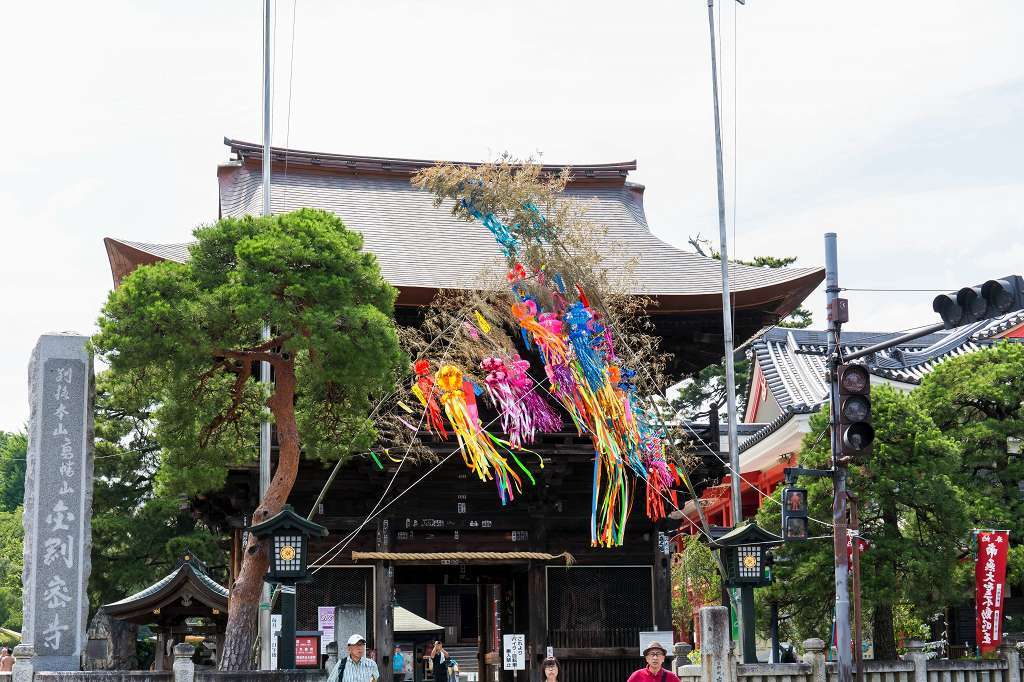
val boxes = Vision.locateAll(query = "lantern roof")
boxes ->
[248,504,329,539]
[708,521,781,549]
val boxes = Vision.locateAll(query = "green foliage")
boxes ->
[671,358,751,422]
[93,208,405,497]
[671,238,811,421]
[916,341,1024,582]
[755,386,970,654]
[0,507,23,632]
[0,432,26,513]
[672,538,722,632]
[89,373,227,611]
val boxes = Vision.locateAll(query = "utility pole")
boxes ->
[825,233,852,682]
[258,0,273,669]
[706,0,744,529]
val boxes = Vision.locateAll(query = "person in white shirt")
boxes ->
[328,633,380,682]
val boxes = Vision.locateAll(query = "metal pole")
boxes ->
[843,322,946,362]
[850,496,864,678]
[770,602,780,663]
[262,0,273,219]
[825,233,852,682]
[706,0,742,528]
[279,584,296,669]
[740,587,757,664]
[258,0,273,670]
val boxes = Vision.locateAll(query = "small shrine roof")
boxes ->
[103,552,228,624]
[394,606,444,635]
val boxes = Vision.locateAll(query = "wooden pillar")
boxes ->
[374,517,394,675]
[426,584,437,623]
[526,562,548,682]
[653,530,673,631]
[477,581,489,682]
[500,579,515,682]
[154,631,166,671]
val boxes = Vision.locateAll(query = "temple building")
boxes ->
[103,138,822,681]
[679,314,1024,530]
[677,314,1024,654]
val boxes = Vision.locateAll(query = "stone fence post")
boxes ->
[325,641,339,675]
[900,640,929,682]
[173,643,195,682]
[1000,640,1021,682]
[700,606,737,682]
[11,644,35,682]
[802,639,826,682]
[674,642,693,675]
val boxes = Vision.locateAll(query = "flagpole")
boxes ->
[258,0,273,670]
[707,0,743,527]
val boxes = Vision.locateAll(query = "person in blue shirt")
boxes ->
[393,645,405,682]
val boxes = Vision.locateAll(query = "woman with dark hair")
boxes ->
[542,656,560,681]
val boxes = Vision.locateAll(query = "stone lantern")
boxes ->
[249,505,328,669]
[710,522,781,663]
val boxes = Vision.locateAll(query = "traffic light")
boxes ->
[781,487,808,542]
[932,275,1024,329]
[837,363,874,464]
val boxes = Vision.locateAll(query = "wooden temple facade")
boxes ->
[103,138,823,681]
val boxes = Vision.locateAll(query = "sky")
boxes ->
[1,1,1022,432]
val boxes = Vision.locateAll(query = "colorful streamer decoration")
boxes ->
[434,364,530,505]
[481,355,562,448]
[406,191,675,547]
[411,359,448,440]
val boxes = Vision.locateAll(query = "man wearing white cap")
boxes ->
[627,641,680,682]
[327,633,380,682]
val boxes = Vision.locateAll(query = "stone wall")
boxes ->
[7,644,331,682]
[194,673,326,682]
[676,608,1024,682]
[33,671,171,675]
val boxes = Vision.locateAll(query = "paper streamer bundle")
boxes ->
[406,184,675,547]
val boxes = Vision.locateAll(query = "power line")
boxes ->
[841,287,953,293]
[310,313,468,569]
[309,352,554,570]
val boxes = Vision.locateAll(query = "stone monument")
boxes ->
[20,333,94,671]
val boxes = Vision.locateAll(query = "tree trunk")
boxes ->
[872,499,900,661]
[219,360,301,670]
[872,603,897,660]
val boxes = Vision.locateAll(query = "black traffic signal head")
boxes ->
[933,275,1024,329]
[837,364,873,464]
[781,487,808,542]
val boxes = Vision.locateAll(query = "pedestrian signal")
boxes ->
[782,487,808,542]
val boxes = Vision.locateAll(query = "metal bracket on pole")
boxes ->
[783,467,834,485]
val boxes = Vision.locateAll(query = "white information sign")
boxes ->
[270,614,282,669]
[503,634,526,671]
[318,606,336,645]
[639,631,676,657]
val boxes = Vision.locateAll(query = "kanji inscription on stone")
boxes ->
[23,334,94,671]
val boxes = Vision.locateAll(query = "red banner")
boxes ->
[847,536,869,563]
[975,530,1009,654]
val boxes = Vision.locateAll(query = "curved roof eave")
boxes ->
[102,561,229,622]
[103,237,822,319]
